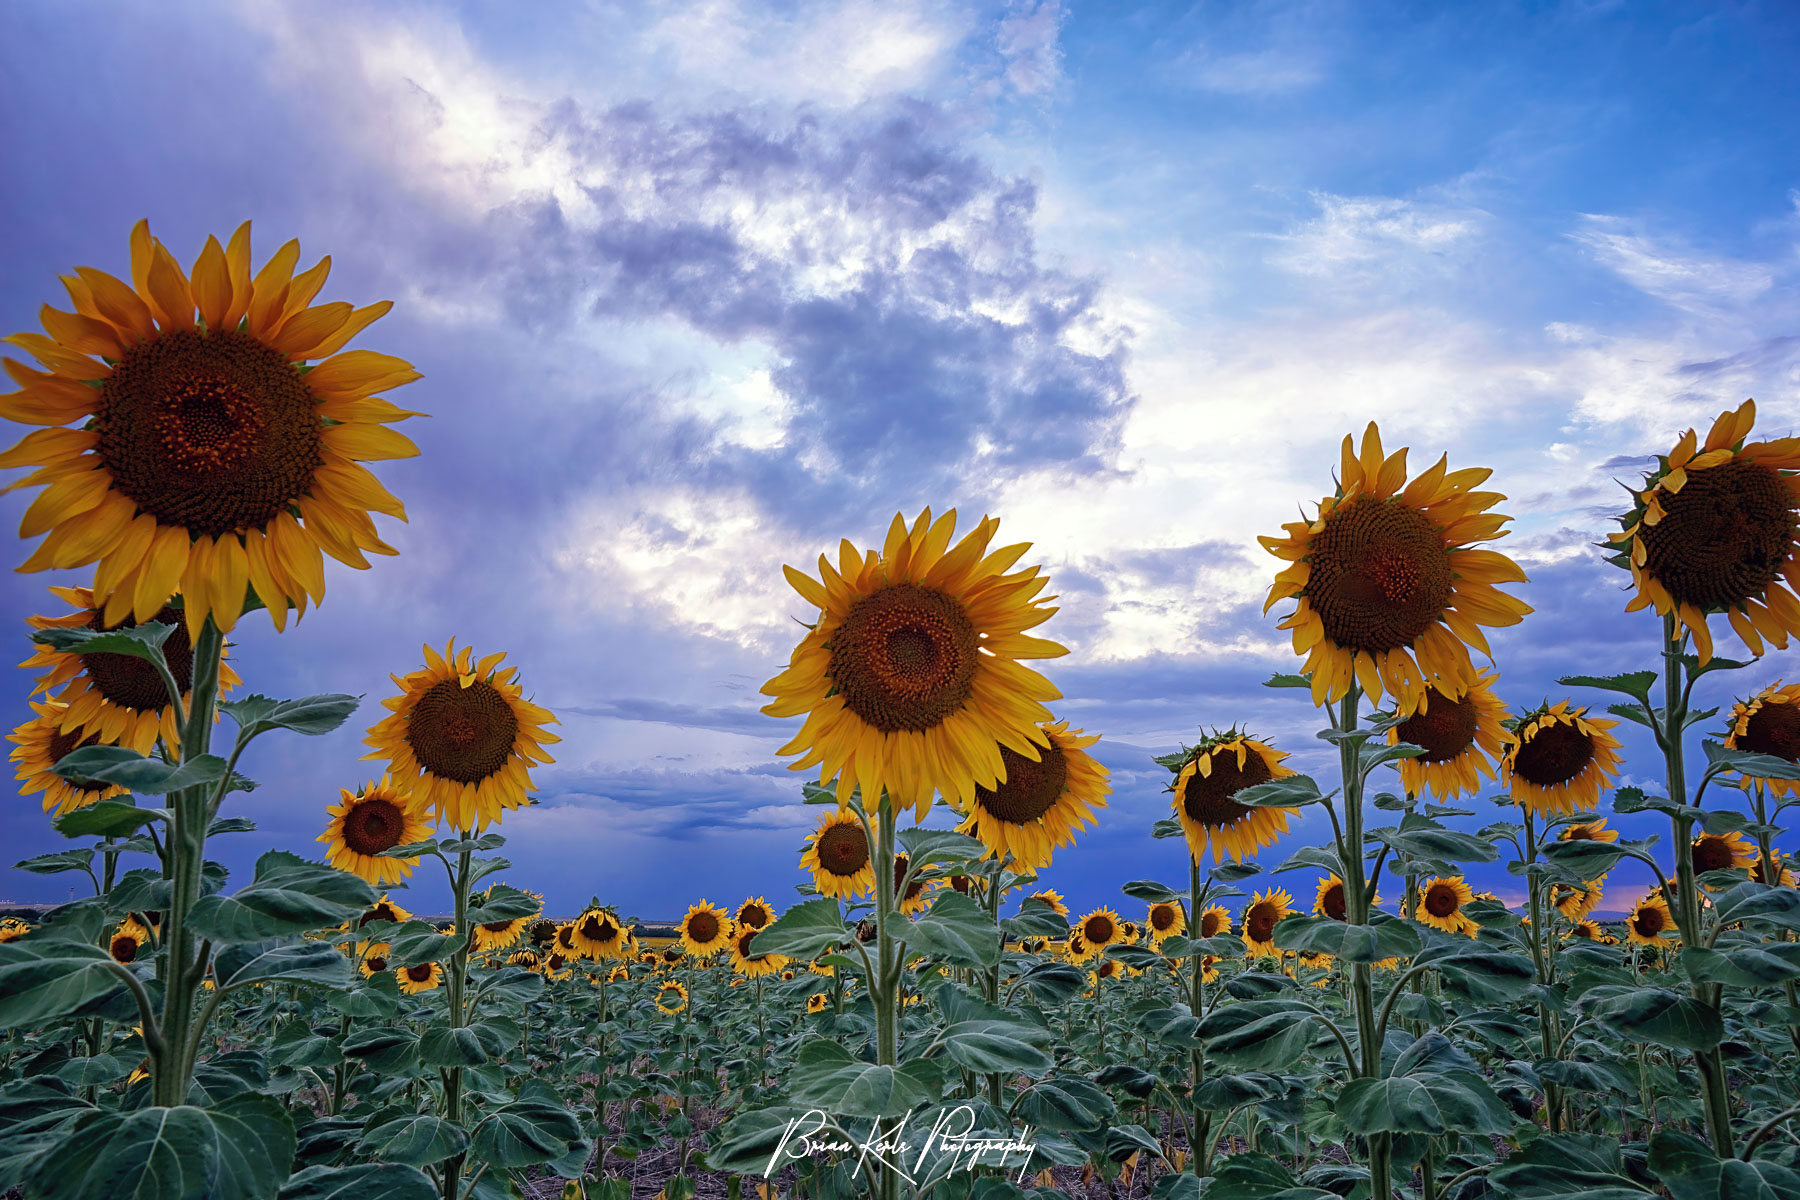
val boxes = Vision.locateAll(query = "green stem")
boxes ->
[1336,683,1391,1200]
[442,846,473,1200]
[873,793,900,1200]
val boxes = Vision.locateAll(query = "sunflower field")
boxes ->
[2,220,1800,1200]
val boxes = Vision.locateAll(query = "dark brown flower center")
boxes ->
[1320,882,1347,922]
[406,678,518,784]
[1082,914,1115,943]
[110,934,138,963]
[342,796,406,856]
[1244,903,1279,944]
[827,583,979,733]
[685,910,721,943]
[358,903,400,928]
[580,913,617,942]
[557,926,577,951]
[528,919,556,945]
[1395,688,1479,763]
[97,329,322,538]
[1562,823,1602,841]
[1739,698,1800,762]
[1150,904,1176,931]
[547,953,567,971]
[1512,719,1594,787]
[891,854,926,903]
[1304,496,1454,653]
[817,821,870,876]
[78,605,193,713]
[1570,922,1596,940]
[1641,458,1797,612]
[736,930,765,961]
[974,738,1068,824]
[1632,905,1666,937]
[405,964,434,983]
[1096,960,1117,979]
[1181,747,1273,827]
[481,918,516,933]
[1691,837,1736,874]
[365,956,388,972]
[737,904,770,930]
[1424,884,1461,918]
[1200,909,1227,938]
[46,724,111,792]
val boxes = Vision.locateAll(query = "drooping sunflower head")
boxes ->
[731,925,789,978]
[1026,888,1069,917]
[554,923,579,956]
[607,964,630,983]
[1626,893,1677,945]
[676,899,730,957]
[1146,901,1185,944]
[735,898,775,931]
[1609,400,1800,665]
[507,949,542,970]
[398,961,443,994]
[656,981,689,1014]
[1199,905,1232,940]
[760,508,1068,820]
[1389,670,1512,800]
[1415,877,1478,937]
[22,587,243,754]
[1168,730,1298,865]
[1690,830,1757,880]
[808,954,837,978]
[0,221,424,633]
[1501,702,1623,816]
[542,951,573,981]
[1077,907,1122,951]
[1752,851,1799,888]
[571,908,627,961]
[527,918,559,948]
[1240,889,1295,955]
[1261,424,1531,708]
[955,720,1109,869]
[1566,919,1609,943]
[806,992,829,1014]
[1551,879,1604,922]
[9,700,130,816]
[1559,818,1619,845]
[800,809,875,899]
[1726,681,1800,797]
[356,896,411,931]
[363,640,560,832]
[317,774,431,886]
[109,917,151,964]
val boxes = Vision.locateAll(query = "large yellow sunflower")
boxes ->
[10,701,129,815]
[1726,681,1800,798]
[1168,732,1298,864]
[955,720,1109,869]
[731,925,790,978]
[471,886,540,955]
[0,221,423,632]
[1501,702,1623,816]
[571,908,629,960]
[1752,852,1798,888]
[398,962,443,994]
[1691,830,1758,878]
[1610,400,1800,665]
[23,587,242,753]
[656,981,689,1014]
[760,508,1066,819]
[734,898,775,931]
[1415,877,1478,937]
[800,809,875,899]
[1075,908,1123,956]
[1389,670,1512,799]
[1198,905,1233,940]
[363,639,560,831]
[317,774,431,886]
[1240,889,1294,957]
[1311,875,1381,921]
[1261,424,1532,708]
[678,902,733,957]
[1625,893,1678,946]
[109,917,151,965]
[1146,901,1185,945]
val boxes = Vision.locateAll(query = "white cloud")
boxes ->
[1270,193,1487,282]
[1183,46,1324,95]
[996,0,1065,96]
[1570,214,1777,315]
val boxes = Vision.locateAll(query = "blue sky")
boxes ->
[3,0,1798,920]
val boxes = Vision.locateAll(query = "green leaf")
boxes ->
[1211,861,1263,882]
[222,694,360,739]
[418,1026,490,1068]
[1121,879,1181,903]
[1558,672,1658,703]
[1271,913,1421,964]
[1337,1034,1515,1136]
[1712,881,1800,931]
[1273,845,1343,876]
[1703,740,1800,781]
[897,827,989,866]
[747,897,846,960]
[53,802,162,839]
[1680,943,1800,987]
[1539,836,1656,880]
[1648,1130,1800,1200]
[340,1027,421,1074]
[189,851,376,943]
[15,849,95,876]
[1203,1152,1335,1200]
[358,1115,470,1167]
[1198,1000,1324,1071]
[940,1017,1054,1074]
[1012,960,1084,1005]
[279,1164,437,1200]
[1583,986,1723,1051]
[385,922,465,969]
[1233,775,1326,808]
[466,884,541,925]
[788,1039,942,1118]
[1015,1077,1115,1133]
[1411,942,1535,1003]
[1150,818,1185,839]
[1264,673,1313,689]
[0,941,125,1029]
[1372,813,1498,863]
[213,940,354,992]
[28,1093,294,1200]
[1001,904,1069,939]
[704,1105,816,1176]
[468,1092,583,1170]
[908,892,1003,969]
[1487,1133,1654,1198]
[33,622,173,659]
[51,746,231,795]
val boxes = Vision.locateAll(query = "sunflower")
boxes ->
[1501,702,1623,816]
[735,898,775,932]
[542,951,574,981]
[887,854,933,917]
[553,923,580,959]
[1076,908,1123,955]
[506,949,541,970]
[1261,424,1532,708]
[1240,889,1294,956]
[1146,901,1185,945]
[1198,905,1233,940]
[1415,877,1478,937]
[527,918,559,948]
[679,901,733,957]
[1567,920,1613,944]
[731,925,789,978]
[471,886,540,955]
[352,896,410,953]
[9,701,130,815]
[1062,932,1089,962]
[0,221,424,631]
[1626,893,1678,945]
[358,950,392,978]
[656,981,689,1014]
[808,955,837,978]
[760,508,1067,820]
[0,918,30,943]
[1752,852,1799,888]
[1726,681,1800,797]
[801,809,875,899]
[1611,400,1800,665]
[806,992,829,1014]
[1551,880,1604,922]
[21,587,246,755]
[571,908,628,961]
[1200,955,1221,984]
[955,720,1109,869]
[1168,732,1299,864]
[607,965,630,983]
[1691,830,1758,879]
[1312,874,1362,923]
[109,917,150,965]
[363,640,559,831]
[1561,818,1619,845]
[390,961,439,994]
[317,774,431,886]
[1089,958,1122,988]
[1389,670,1512,799]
